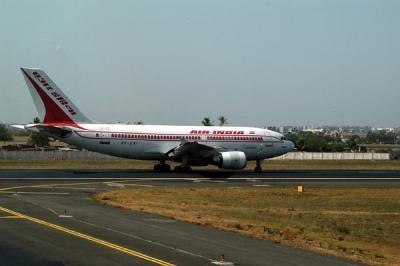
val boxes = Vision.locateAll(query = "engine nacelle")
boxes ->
[216,151,247,169]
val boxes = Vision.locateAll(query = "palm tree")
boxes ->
[201,117,214,126]
[217,116,227,126]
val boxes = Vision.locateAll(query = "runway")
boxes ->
[1,169,398,266]
[1,168,400,187]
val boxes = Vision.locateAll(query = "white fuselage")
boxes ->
[19,67,295,169]
[60,124,294,161]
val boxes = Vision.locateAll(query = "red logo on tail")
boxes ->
[32,72,77,115]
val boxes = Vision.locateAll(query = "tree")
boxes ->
[326,142,347,152]
[363,131,397,144]
[201,117,214,126]
[217,116,228,126]
[28,117,49,147]
[0,124,12,141]
[286,132,328,152]
[346,135,360,151]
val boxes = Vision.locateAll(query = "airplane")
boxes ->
[13,68,295,173]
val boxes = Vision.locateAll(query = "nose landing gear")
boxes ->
[254,159,262,173]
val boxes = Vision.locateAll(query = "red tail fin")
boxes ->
[21,68,92,126]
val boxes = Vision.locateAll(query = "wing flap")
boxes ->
[168,141,216,159]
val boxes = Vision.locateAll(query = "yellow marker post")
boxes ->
[297,185,304,193]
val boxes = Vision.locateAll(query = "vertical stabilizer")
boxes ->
[20,68,92,125]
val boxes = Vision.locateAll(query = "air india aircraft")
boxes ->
[14,68,295,172]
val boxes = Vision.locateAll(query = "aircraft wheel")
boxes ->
[162,164,171,172]
[254,166,262,173]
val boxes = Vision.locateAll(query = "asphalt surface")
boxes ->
[1,169,399,266]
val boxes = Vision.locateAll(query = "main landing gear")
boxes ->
[254,159,262,173]
[173,156,192,173]
[153,161,171,172]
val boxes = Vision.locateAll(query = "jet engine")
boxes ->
[215,151,247,169]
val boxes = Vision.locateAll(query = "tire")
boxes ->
[154,164,171,172]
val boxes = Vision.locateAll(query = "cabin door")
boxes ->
[100,128,110,144]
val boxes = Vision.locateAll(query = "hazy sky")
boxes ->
[0,0,399,127]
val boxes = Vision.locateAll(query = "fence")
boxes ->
[0,150,391,161]
[271,152,390,160]
[0,150,121,161]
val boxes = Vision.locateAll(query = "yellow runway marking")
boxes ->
[0,215,22,219]
[0,206,175,266]
[0,180,132,192]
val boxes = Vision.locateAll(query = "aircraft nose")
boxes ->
[285,140,296,151]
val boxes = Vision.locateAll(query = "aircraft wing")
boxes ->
[168,141,218,159]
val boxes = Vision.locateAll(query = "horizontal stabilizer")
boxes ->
[10,125,26,130]
[25,124,72,138]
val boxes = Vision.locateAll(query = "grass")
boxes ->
[95,188,400,266]
[1,159,400,170]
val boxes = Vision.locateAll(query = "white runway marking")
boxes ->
[0,191,70,195]
[106,183,126,188]
[58,214,73,218]
[211,261,234,265]
[53,187,97,190]
[72,217,214,262]
[124,184,154,187]
[194,180,227,183]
